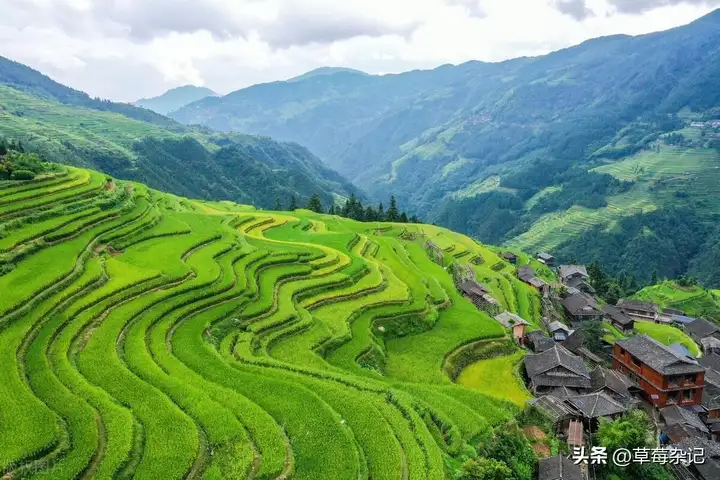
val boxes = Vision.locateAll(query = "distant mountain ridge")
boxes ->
[135,85,218,115]
[170,9,720,285]
[0,56,360,209]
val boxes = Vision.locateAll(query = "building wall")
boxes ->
[612,344,704,407]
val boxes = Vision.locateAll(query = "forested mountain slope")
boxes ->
[172,10,720,284]
[0,56,359,209]
[135,85,217,115]
[0,160,545,479]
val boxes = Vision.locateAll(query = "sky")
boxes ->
[1,0,719,102]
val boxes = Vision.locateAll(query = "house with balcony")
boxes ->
[617,299,659,322]
[613,335,705,408]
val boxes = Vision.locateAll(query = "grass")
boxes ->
[456,351,531,406]
[0,165,547,479]
[634,322,701,357]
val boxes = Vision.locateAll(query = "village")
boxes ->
[454,250,720,480]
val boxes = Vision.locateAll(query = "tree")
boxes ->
[306,193,323,213]
[579,321,606,357]
[289,195,298,210]
[651,270,659,286]
[597,410,671,480]
[605,283,623,305]
[399,212,409,223]
[386,196,399,222]
[459,458,512,480]
[328,204,336,215]
[364,205,377,221]
[410,215,420,223]
[377,203,385,221]
[588,261,609,297]
[275,198,282,210]
[478,421,535,480]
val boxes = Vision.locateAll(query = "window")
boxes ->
[618,347,625,356]
[682,389,696,403]
[630,355,641,368]
[668,391,679,405]
[685,374,697,385]
[668,376,681,388]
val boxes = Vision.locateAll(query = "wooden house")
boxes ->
[526,330,555,353]
[613,335,705,408]
[548,321,572,342]
[524,344,591,396]
[458,280,500,315]
[494,312,530,342]
[601,305,635,333]
[590,366,640,407]
[562,294,604,323]
[684,318,720,345]
[501,252,518,264]
[536,252,556,267]
[617,299,659,322]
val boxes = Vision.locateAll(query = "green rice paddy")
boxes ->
[0,166,540,479]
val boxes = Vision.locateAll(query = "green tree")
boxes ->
[588,261,609,297]
[377,203,385,221]
[386,196,399,222]
[328,204,336,215]
[275,198,282,210]
[410,215,420,223]
[606,283,623,305]
[579,321,606,357]
[400,212,409,223]
[306,193,323,213]
[478,421,535,480]
[650,271,659,286]
[459,458,513,480]
[364,205,377,221]
[289,195,298,210]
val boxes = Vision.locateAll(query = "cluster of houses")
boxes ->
[690,120,720,129]
[476,251,720,480]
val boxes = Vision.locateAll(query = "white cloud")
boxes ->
[0,0,717,102]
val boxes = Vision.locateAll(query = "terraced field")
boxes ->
[507,144,720,253]
[0,166,543,479]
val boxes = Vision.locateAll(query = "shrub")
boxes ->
[10,169,35,180]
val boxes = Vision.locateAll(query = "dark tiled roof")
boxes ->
[660,405,709,434]
[615,335,705,375]
[695,458,720,480]
[566,392,627,419]
[602,305,634,327]
[548,321,572,333]
[527,330,555,352]
[673,437,720,458]
[538,455,583,480]
[701,337,720,350]
[664,308,686,316]
[563,294,602,316]
[518,265,533,278]
[591,366,634,397]
[525,344,591,389]
[494,311,530,328]
[684,318,720,341]
[459,280,490,297]
[502,252,517,260]
[618,299,658,314]
[559,265,588,280]
[537,252,555,261]
[699,353,720,372]
[664,423,705,443]
[530,395,575,422]
[525,344,590,378]
[702,380,720,411]
[547,386,581,400]
[562,330,584,354]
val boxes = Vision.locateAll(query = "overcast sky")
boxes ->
[2,0,719,102]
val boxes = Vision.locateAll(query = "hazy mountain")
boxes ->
[135,85,218,115]
[171,10,720,284]
[0,56,359,209]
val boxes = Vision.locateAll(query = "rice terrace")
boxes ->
[0,164,544,479]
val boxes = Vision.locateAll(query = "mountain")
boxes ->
[0,55,359,209]
[0,160,541,478]
[288,66,369,82]
[171,10,720,285]
[135,85,218,115]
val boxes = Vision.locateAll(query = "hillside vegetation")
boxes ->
[0,56,358,210]
[171,11,720,284]
[0,162,544,479]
